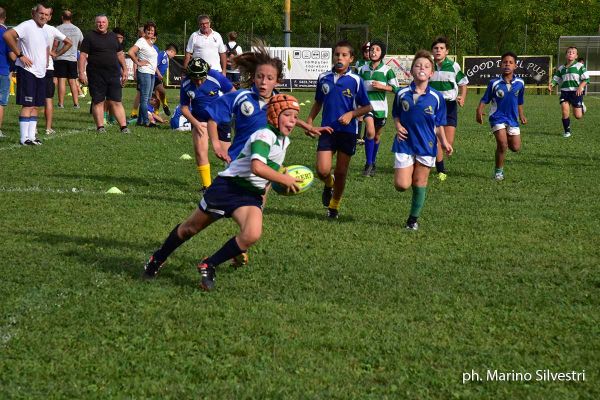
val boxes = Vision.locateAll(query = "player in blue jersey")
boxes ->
[392,50,453,231]
[154,43,177,116]
[205,46,328,164]
[476,51,527,181]
[179,58,235,190]
[142,94,303,291]
[170,104,191,131]
[306,40,373,219]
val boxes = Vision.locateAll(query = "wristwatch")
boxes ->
[17,52,24,58]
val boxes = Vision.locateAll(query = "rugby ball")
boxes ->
[272,165,314,195]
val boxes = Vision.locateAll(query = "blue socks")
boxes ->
[206,236,245,267]
[153,224,188,263]
[364,139,380,165]
[562,117,570,133]
[365,138,374,165]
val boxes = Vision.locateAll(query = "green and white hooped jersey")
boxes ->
[552,62,590,92]
[354,59,369,73]
[429,57,469,101]
[358,62,399,118]
[219,125,289,193]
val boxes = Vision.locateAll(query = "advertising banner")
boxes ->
[463,56,551,87]
[266,47,332,89]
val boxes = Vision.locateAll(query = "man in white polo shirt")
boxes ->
[3,3,51,146]
[183,15,226,75]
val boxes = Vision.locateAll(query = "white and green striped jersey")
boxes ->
[219,125,289,193]
[552,61,590,92]
[354,59,369,73]
[429,57,469,101]
[358,62,399,118]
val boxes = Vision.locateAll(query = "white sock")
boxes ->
[28,117,38,141]
[19,117,29,144]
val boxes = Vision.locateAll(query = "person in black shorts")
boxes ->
[78,14,129,133]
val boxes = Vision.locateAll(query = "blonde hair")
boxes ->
[411,50,434,70]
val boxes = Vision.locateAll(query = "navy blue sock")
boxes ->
[153,224,188,263]
[206,236,244,267]
[372,141,380,164]
[562,118,570,132]
[435,160,445,173]
[364,138,374,164]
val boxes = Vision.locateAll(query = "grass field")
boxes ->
[1,88,598,399]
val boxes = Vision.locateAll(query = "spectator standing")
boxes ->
[79,13,129,133]
[43,7,72,135]
[0,7,10,138]
[225,31,243,86]
[3,4,51,145]
[128,21,158,127]
[183,15,226,74]
[55,10,83,108]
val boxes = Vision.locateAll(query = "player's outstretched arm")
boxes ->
[251,160,300,193]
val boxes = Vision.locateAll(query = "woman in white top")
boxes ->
[128,21,158,126]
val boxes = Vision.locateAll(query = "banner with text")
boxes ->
[266,47,332,89]
[463,56,551,87]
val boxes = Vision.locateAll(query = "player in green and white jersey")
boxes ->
[354,42,370,146]
[548,47,589,138]
[430,36,468,180]
[142,94,302,291]
[358,39,399,176]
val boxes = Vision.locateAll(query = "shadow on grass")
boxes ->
[15,229,243,289]
[49,172,189,188]
[263,207,357,223]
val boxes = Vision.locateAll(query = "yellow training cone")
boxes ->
[106,186,123,194]
[305,100,311,103]
[300,103,306,106]
[180,154,193,160]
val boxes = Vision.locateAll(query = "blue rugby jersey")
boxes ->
[156,50,169,77]
[391,82,447,157]
[179,69,233,121]
[204,85,274,160]
[315,69,370,134]
[480,76,525,127]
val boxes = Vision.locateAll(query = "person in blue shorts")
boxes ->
[142,94,303,291]
[154,43,177,116]
[476,51,527,181]
[392,50,453,231]
[306,40,373,219]
[179,57,235,190]
[0,7,10,138]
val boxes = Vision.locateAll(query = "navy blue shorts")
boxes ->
[445,100,458,127]
[559,91,584,108]
[45,70,55,99]
[16,67,45,107]
[317,131,357,156]
[88,68,123,104]
[54,60,78,79]
[364,113,387,128]
[199,176,263,219]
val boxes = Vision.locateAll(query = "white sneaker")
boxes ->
[0,130,5,138]
[563,131,571,138]
[494,171,504,181]
[45,128,56,135]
